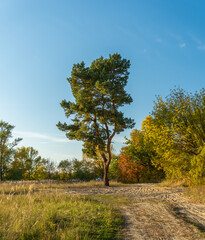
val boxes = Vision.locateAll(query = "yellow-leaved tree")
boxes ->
[142,88,205,183]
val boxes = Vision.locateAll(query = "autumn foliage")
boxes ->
[118,149,143,183]
[112,129,164,183]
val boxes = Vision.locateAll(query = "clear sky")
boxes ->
[1,0,205,163]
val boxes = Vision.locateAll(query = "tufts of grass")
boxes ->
[0,182,35,194]
[0,191,124,240]
[87,194,131,207]
[157,179,189,188]
[185,186,205,204]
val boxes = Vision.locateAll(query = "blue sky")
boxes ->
[0,0,205,163]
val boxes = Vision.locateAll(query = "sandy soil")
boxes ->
[66,183,205,240]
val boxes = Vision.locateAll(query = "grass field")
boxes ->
[0,181,124,240]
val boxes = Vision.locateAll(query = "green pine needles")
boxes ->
[57,53,135,186]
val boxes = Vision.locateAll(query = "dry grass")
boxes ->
[0,181,124,240]
[157,179,188,188]
[0,180,126,195]
[185,186,205,204]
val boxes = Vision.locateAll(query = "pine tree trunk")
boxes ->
[103,164,109,186]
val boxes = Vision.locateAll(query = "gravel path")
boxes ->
[66,183,205,240]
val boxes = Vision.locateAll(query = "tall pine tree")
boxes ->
[57,53,134,186]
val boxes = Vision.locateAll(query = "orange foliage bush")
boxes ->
[118,148,144,183]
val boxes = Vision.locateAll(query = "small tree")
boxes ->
[58,159,72,180]
[46,159,55,180]
[14,146,45,180]
[0,121,21,181]
[57,53,135,186]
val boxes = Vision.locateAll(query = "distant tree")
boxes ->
[7,157,24,180]
[32,157,47,180]
[58,158,97,181]
[58,159,72,180]
[0,121,21,181]
[14,146,46,180]
[58,159,72,171]
[57,53,135,186]
[46,159,55,180]
[72,158,85,180]
[72,158,95,181]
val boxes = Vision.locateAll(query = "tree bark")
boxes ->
[103,164,109,186]
[101,153,110,186]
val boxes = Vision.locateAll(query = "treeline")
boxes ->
[9,154,103,181]
[1,87,204,184]
[0,121,103,181]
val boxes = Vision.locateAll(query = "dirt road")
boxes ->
[66,184,205,240]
